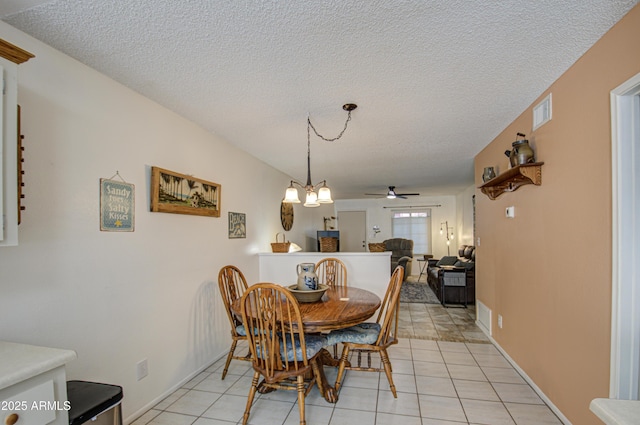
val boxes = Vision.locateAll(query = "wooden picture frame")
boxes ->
[228,212,246,238]
[150,166,221,217]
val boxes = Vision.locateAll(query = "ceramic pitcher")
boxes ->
[296,263,318,291]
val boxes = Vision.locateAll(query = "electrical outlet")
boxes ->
[498,315,503,329]
[136,359,148,381]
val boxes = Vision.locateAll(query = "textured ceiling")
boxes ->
[1,0,638,199]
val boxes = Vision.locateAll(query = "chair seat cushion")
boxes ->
[326,322,382,346]
[237,325,265,337]
[454,259,475,270]
[436,256,458,267]
[281,334,327,362]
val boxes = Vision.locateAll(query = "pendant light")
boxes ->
[283,103,357,207]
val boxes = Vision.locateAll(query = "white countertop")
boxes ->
[590,398,640,424]
[259,250,391,300]
[0,341,77,390]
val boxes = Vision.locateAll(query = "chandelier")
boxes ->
[283,103,357,207]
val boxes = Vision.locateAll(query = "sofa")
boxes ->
[383,238,413,275]
[427,245,475,305]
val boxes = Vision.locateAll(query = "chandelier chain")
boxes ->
[284,104,356,206]
[307,110,353,143]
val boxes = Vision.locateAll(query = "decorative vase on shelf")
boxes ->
[482,166,496,182]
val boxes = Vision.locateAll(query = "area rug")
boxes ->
[400,281,441,304]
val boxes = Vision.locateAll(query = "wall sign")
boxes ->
[228,212,246,238]
[100,174,135,232]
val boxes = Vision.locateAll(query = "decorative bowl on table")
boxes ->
[287,284,329,303]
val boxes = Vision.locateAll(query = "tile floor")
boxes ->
[398,301,490,344]
[130,302,563,425]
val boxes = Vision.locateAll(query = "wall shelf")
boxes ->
[0,39,33,246]
[479,162,544,200]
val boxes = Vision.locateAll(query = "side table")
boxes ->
[440,266,468,308]
[417,254,433,282]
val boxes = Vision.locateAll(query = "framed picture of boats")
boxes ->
[150,166,221,217]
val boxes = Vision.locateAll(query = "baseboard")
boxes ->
[477,326,573,425]
[124,351,227,424]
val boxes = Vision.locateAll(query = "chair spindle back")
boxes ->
[218,265,249,331]
[315,258,348,287]
[375,265,404,346]
[241,283,310,379]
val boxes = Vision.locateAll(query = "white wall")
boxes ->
[456,184,476,247]
[0,23,312,422]
[297,202,337,252]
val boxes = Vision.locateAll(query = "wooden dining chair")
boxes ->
[315,257,348,358]
[327,265,405,397]
[315,257,347,286]
[217,265,251,380]
[240,283,326,425]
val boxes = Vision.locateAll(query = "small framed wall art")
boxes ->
[228,212,246,238]
[100,173,135,232]
[150,166,221,217]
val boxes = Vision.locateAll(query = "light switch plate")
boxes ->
[506,206,515,218]
[137,359,148,380]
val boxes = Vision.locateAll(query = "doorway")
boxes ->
[610,72,640,400]
[337,211,366,252]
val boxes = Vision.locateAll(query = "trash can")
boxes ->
[67,380,123,425]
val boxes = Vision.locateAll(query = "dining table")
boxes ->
[231,285,381,403]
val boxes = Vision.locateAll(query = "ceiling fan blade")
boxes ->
[364,186,419,198]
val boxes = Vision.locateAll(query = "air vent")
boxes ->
[533,93,552,131]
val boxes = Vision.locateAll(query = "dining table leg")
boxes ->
[314,348,351,403]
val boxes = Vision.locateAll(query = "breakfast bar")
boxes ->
[258,251,391,300]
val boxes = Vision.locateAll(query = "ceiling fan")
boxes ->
[365,186,420,199]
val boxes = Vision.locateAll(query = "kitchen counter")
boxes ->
[1,341,77,425]
[0,341,76,390]
[590,398,640,425]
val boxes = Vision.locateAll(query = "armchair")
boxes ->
[383,238,414,275]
